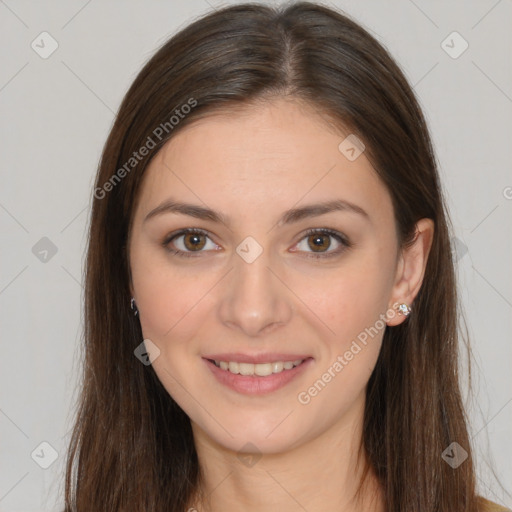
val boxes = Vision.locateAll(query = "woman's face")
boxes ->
[128,98,416,455]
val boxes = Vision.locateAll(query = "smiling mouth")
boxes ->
[208,359,306,377]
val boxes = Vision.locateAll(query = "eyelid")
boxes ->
[163,227,218,258]
[293,228,351,259]
[163,227,351,259]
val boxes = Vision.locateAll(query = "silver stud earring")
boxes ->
[395,302,412,316]
[130,297,139,316]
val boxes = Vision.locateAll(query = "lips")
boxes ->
[210,359,304,377]
[202,353,313,395]
[202,353,311,364]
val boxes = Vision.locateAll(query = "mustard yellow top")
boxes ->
[478,496,511,511]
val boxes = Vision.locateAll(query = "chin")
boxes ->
[190,407,311,456]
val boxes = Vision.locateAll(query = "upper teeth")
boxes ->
[214,359,304,377]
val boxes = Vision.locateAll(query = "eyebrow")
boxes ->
[143,198,370,226]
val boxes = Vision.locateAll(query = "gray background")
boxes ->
[0,0,511,510]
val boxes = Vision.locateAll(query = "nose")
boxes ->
[217,248,293,338]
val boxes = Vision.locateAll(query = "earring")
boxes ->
[395,302,412,317]
[130,297,139,316]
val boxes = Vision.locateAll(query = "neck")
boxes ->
[187,394,385,512]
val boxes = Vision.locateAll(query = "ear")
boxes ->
[386,218,434,326]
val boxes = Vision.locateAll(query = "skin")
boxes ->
[128,97,434,511]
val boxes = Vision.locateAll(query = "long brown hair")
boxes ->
[64,2,486,510]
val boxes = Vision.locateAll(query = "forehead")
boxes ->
[135,98,394,228]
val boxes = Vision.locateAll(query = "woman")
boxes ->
[63,2,508,511]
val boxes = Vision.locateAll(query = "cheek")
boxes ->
[293,252,393,338]
[288,255,392,405]
[130,245,210,341]
[293,266,388,413]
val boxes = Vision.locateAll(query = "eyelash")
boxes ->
[162,228,351,260]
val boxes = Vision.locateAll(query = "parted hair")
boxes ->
[63,2,487,510]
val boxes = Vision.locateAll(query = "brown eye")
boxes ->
[293,229,350,259]
[164,228,218,257]
[183,232,207,251]
[307,233,331,252]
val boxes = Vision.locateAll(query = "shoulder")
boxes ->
[477,496,511,512]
